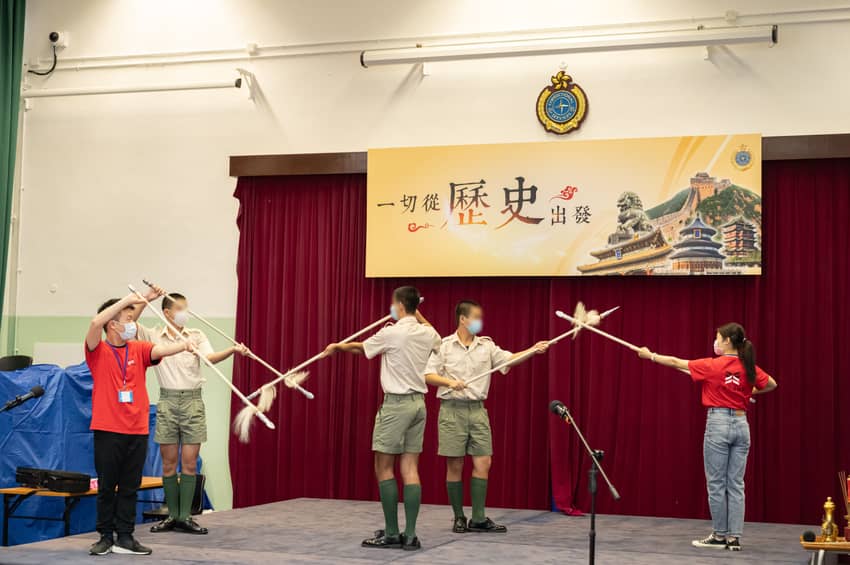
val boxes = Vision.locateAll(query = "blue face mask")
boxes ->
[119,321,137,341]
[390,304,400,321]
[466,319,483,336]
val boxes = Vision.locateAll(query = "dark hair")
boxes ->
[455,299,481,325]
[162,292,186,311]
[717,322,756,385]
[392,286,420,316]
[97,298,130,334]
[97,298,120,314]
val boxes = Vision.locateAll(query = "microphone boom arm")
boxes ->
[561,404,620,500]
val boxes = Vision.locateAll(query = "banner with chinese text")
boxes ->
[366,134,761,277]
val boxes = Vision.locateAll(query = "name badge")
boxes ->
[118,390,134,404]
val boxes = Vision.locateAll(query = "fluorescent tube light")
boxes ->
[361,25,777,67]
[22,77,242,98]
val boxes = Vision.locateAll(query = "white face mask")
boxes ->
[118,321,137,341]
[713,339,723,356]
[173,310,189,327]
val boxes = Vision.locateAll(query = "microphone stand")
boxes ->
[560,405,620,565]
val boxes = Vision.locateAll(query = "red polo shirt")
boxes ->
[688,355,770,410]
[85,340,157,435]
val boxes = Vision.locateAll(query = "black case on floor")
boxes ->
[16,466,91,493]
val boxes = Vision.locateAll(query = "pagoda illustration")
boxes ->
[669,215,725,273]
[722,217,758,257]
[577,192,672,275]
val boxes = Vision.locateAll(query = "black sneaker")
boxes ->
[726,537,742,551]
[401,534,421,551]
[691,533,727,549]
[149,517,176,533]
[452,516,469,533]
[468,517,508,533]
[174,517,208,535]
[89,534,113,556]
[361,530,402,549]
[112,534,153,555]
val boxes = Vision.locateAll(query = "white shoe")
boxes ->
[691,533,727,549]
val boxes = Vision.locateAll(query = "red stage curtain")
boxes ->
[230,159,850,525]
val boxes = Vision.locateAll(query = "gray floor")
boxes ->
[0,498,813,564]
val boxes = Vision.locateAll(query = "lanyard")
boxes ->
[107,343,130,388]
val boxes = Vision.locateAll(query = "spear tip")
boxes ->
[600,306,621,318]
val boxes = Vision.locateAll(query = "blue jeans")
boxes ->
[703,408,751,538]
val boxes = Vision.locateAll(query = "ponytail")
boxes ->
[738,339,756,385]
[718,322,756,385]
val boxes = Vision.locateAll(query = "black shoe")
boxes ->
[401,534,421,551]
[361,531,402,548]
[112,534,153,555]
[89,534,113,556]
[468,517,507,533]
[149,517,177,533]
[174,517,208,535]
[452,516,469,533]
[726,537,742,551]
[691,533,727,549]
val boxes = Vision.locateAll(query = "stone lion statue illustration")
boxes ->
[607,192,654,245]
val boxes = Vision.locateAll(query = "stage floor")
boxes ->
[1,498,812,564]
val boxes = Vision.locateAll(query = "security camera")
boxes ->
[48,31,68,48]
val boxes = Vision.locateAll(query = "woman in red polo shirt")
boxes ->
[637,322,777,553]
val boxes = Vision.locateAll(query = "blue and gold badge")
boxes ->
[536,70,588,135]
[732,144,753,170]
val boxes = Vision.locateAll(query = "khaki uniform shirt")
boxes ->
[426,332,513,400]
[362,316,441,395]
[137,324,214,390]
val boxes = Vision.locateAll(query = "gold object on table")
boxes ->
[822,497,839,542]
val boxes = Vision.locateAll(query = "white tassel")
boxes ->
[257,384,277,413]
[255,370,309,413]
[571,302,601,336]
[283,370,309,389]
[232,405,256,443]
[572,302,588,339]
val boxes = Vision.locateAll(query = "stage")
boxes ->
[1,498,812,564]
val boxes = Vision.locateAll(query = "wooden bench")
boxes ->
[801,536,850,565]
[0,476,163,546]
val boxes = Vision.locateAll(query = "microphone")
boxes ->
[802,531,816,542]
[1,385,45,413]
[549,400,570,423]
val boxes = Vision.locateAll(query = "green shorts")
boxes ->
[155,388,207,445]
[438,399,492,457]
[372,393,426,455]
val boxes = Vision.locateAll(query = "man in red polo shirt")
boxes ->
[85,292,191,556]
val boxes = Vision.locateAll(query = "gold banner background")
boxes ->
[366,134,762,277]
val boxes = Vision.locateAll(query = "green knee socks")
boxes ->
[378,479,400,536]
[403,484,421,539]
[178,473,197,520]
[470,477,488,523]
[446,481,465,518]
[162,474,179,519]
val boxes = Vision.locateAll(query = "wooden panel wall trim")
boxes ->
[229,134,850,177]
[762,133,850,161]
[229,152,367,177]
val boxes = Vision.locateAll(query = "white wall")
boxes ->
[17,0,850,314]
[12,0,850,510]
